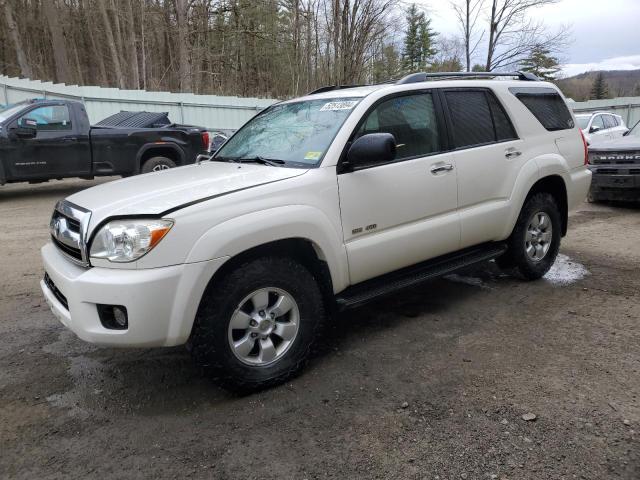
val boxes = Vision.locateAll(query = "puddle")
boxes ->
[544,254,589,286]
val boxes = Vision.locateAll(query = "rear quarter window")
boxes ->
[509,87,574,131]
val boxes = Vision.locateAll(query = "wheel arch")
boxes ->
[526,175,568,236]
[136,144,185,172]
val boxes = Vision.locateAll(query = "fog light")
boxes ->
[97,304,128,330]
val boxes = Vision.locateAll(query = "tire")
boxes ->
[190,256,325,392]
[498,192,562,280]
[140,156,176,174]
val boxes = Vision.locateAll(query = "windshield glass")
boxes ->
[629,121,640,137]
[0,103,26,123]
[214,97,362,167]
[575,115,590,130]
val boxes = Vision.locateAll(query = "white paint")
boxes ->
[544,254,589,286]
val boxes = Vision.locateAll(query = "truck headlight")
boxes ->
[90,219,173,263]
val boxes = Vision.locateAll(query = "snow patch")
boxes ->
[544,254,589,286]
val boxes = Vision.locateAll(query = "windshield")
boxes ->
[214,97,362,167]
[629,121,640,137]
[575,115,590,130]
[0,103,26,123]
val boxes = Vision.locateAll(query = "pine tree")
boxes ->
[590,72,610,100]
[520,45,560,81]
[402,4,438,73]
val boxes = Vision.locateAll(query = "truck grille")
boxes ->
[589,151,640,165]
[50,201,92,267]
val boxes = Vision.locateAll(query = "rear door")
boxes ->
[10,104,88,178]
[337,91,460,284]
[439,88,522,248]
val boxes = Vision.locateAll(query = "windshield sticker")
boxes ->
[304,151,323,161]
[320,101,358,111]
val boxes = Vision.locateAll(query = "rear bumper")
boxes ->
[41,243,227,347]
[567,167,592,210]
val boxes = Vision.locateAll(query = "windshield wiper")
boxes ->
[237,156,286,167]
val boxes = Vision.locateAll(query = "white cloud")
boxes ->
[561,55,640,77]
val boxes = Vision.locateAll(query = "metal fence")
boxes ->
[0,75,278,132]
[568,97,640,128]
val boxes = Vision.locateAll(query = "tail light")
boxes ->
[201,131,210,151]
[579,130,589,165]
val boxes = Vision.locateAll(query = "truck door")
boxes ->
[10,104,89,179]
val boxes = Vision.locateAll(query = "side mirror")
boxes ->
[589,125,601,134]
[14,118,38,139]
[346,133,396,170]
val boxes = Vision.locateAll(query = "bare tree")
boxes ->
[175,0,192,92]
[484,0,565,71]
[2,0,33,78]
[451,0,484,72]
[97,0,126,89]
[42,0,73,84]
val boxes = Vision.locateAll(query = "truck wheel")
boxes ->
[141,156,176,173]
[190,257,325,392]
[499,192,561,280]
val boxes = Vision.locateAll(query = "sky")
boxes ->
[418,0,640,77]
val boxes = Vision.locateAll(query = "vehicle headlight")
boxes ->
[89,219,173,263]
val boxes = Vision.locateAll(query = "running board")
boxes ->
[335,243,507,310]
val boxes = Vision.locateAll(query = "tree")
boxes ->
[485,0,566,72]
[590,72,610,100]
[42,0,73,84]
[1,0,33,78]
[451,0,484,72]
[520,44,560,81]
[402,4,437,72]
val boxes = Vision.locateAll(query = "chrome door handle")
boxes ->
[505,150,522,159]
[430,163,454,174]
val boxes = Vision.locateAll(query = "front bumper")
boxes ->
[588,166,640,201]
[41,243,227,347]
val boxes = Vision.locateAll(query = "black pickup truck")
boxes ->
[588,120,640,202]
[0,99,209,185]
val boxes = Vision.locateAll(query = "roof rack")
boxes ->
[396,71,540,84]
[307,84,367,95]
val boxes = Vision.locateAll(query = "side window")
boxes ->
[591,115,605,130]
[487,92,517,141]
[18,105,72,131]
[445,90,495,148]
[510,88,574,131]
[355,93,441,161]
[603,115,616,129]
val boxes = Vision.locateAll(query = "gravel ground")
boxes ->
[0,178,638,479]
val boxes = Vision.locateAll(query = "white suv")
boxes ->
[576,111,628,145]
[41,72,591,391]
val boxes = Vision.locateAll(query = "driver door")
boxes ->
[337,92,460,285]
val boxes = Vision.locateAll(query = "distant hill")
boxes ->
[557,69,640,101]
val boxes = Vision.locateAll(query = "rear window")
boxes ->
[444,89,517,148]
[510,88,574,131]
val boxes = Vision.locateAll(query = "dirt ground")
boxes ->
[0,178,638,480]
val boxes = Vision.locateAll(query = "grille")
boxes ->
[589,151,640,165]
[50,200,91,267]
[44,273,68,310]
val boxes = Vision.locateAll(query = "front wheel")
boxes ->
[498,192,562,280]
[190,257,325,392]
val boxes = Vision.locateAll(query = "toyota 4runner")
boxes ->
[41,72,592,391]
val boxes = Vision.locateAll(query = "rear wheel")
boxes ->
[190,256,325,392]
[498,192,562,280]
[141,156,176,174]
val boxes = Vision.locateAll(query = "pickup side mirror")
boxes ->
[14,119,38,139]
[589,125,601,134]
[346,133,396,170]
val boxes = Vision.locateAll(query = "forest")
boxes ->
[1,0,622,100]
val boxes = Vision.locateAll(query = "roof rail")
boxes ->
[396,71,540,84]
[307,84,367,95]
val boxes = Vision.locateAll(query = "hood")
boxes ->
[67,161,308,225]
[589,135,640,152]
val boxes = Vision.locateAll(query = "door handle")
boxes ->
[63,137,78,142]
[430,163,454,174]
[505,149,522,159]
